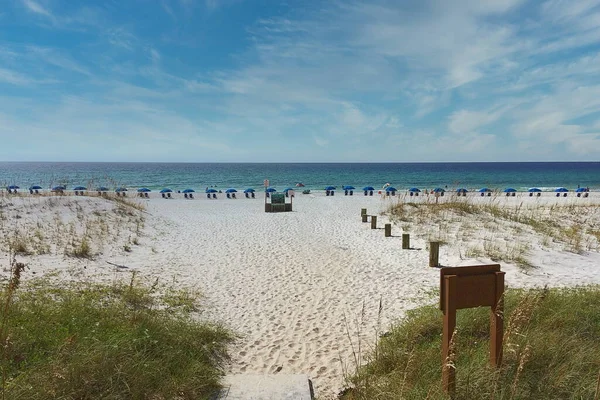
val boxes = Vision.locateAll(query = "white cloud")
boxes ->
[0,68,33,85]
[448,110,502,134]
[21,0,52,18]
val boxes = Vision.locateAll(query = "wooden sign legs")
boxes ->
[440,265,505,395]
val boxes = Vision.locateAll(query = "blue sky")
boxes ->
[1,0,600,162]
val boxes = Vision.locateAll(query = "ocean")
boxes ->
[0,162,598,192]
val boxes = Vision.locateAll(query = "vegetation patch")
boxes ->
[0,268,233,399]
[342,286,600,399]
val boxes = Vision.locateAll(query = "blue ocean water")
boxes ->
[0,162,598,192]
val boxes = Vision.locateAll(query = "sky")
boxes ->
[1,0,600,162]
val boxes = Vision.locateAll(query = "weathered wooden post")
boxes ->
[402,233,410,249]
[384,224,391,237]
[361,208,367,217]
[440,265,505,396]
[371,215,377,229]
[429,241,440,268]
[362,214,368,223]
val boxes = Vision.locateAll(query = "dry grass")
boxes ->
[387,196,600,270]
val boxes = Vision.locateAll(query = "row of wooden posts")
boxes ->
[361,208,505,398]
[361,208,440,267]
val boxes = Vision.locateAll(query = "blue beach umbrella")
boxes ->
[206,188,218,193]
[528,188,542,192]
[456,188,468,193]
[555,187,569,193]
[160,188,173,193]
[265,187,277,193]
[29,185,43,190]
[115,187,127,192]
[385,186,397,192]
[342,185,355,190]
[362,186,375,191]
[182,189,195,193]
[479,188,491,193]
[503,188,517,193]
[243,188,255,193]
[433,188,445,193]
[7,185,19,190]
[575,188,587,193]
[96,187,109,192]
[409,188,421,192]
[225,188,238,193]
[283,187,294,193]
[137,188,151,193]
[52,185,66,191]
[73,186,87,191]
[324,186,336,191]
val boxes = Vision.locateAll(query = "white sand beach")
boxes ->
[2,191,600,398]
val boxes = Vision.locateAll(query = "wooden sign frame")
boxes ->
[440,264,505,394]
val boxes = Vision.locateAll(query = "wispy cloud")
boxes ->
[0,68,34,85]
[21,0,52,18]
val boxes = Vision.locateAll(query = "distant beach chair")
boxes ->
[369,190,373,196]
[207,193,211,199]
[584,192,589,198]
[364,191,368,196]
[189,193,194,199]
[344,190,348,196]
[227,193,231,199]
[251,192,255,198]
[326,190,330,196]
[162,193,166,198]
[232,193,236,199]
[245,192,249,198]
[167,193,171,198]
[144,192,149,198]
[512,192,516,197]
[409,192,414,197]
[212,193,217,199]
[556,193,560,197]
[349,190,353,195]
[563,193,567,197]
[184,193,188,198]
[331,190,334,196]
[266,192,270,198]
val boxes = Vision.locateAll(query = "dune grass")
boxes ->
[0,267,233,400]
[387,196,600,269]
[341,286,600,400]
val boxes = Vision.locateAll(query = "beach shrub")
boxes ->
[0,272,233,399]
[342,286,600,400]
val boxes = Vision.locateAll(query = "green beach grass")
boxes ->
[341,286,600,399]
[0,266,233,400]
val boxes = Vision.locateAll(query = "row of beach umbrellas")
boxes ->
[6,185,591,194]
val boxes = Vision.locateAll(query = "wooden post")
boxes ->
[371,215,377,229]
[361,208,367,217]
[384,224,391,237]
[362,214,368,223]
[442,275,457,396]
[429,241,440,268]
[490,272,505,367]
[402,234,410,249]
